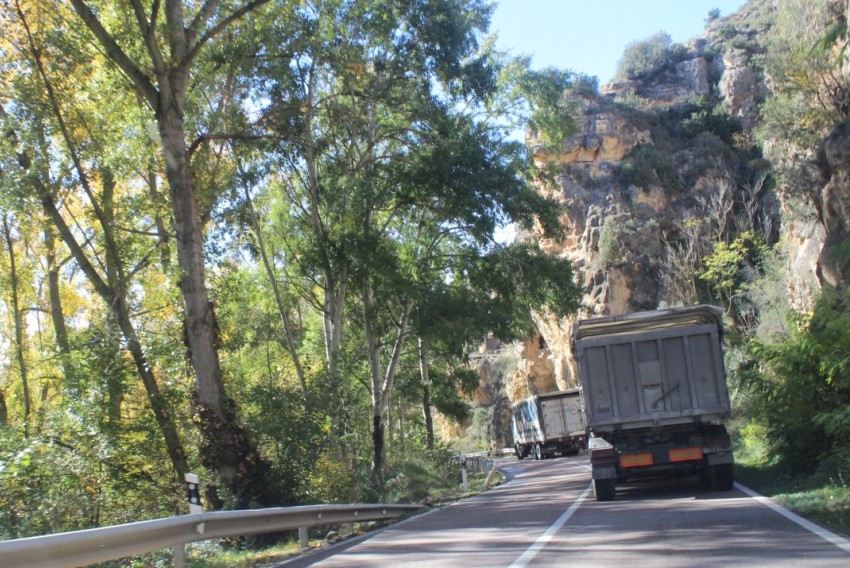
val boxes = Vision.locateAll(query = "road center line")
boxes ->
[508,482,593,568]
[735,482,850,554]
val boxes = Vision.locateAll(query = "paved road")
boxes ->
[277,454,850,567]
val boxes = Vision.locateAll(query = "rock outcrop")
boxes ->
[460,0,850,450]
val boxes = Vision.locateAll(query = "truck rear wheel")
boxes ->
[516,444,525,460]
[533,443,542,460]
[708,463,734,491]
[593,478,616,501]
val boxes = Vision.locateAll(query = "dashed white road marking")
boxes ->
[735,482,850,554]
[508,482,593,568]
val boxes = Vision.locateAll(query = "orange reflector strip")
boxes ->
[620,453,653,467]
[669,447,703,462]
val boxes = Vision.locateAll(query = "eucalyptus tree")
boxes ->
[60,0,282,505]
[246,0,582,487]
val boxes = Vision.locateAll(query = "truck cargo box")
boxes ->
[573,305,731,433]
[511,389,586,460]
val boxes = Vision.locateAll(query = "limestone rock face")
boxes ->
[460,0,850,450]
[531,98,650,172]
[719,49,762,130]
[601,57,711,106]
[503,339,557,402]
[784,210,826,310]
[511,31,783,400]
[817,119,850,289]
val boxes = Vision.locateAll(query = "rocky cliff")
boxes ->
[505,0,849,412]
[463,0,850,449]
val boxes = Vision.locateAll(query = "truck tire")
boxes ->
[533,443,542,461]
[709,463,734,491]
[593,478,616,501]
[516,444,525,460]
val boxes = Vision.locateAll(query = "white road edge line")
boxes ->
[735,481,850,554]
[508,482,593,568]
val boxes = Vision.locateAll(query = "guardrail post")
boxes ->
[484,460,497,487]
[299,526,309,549]
[173,544,186,568]
[460,455,468,491]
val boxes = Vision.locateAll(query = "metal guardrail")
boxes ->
[461,448,516,461]
[0,503,423,568]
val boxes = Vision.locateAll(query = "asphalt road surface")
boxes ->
[276,454,850,567]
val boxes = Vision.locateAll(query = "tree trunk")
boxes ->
[363,286,413,489]
[371,412,386,488]
[158,97,271,507]
[0,389,7,426]
[244,186,308,402]
[67,0,274,505]
[418,337,435,451]
[43,225,75,393]
[363,286,386,488]
[3,214,31,431]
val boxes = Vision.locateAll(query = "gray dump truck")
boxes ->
[573,305,734,501]
[512,389,586,460]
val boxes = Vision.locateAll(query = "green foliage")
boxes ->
[614,143,678,189]
[384,444,459,502]
[489,352,519,385]
[429,368,478,423]
[613,31,690,81]
[596,219,621,269]
[680,104,742,144]
[701,231,768,307]
[495,58,596,149]
[759,0,850,147]
[706,8,722,23]
[452,405,492,453]
[466,241,581,339]
[740,293,850,477]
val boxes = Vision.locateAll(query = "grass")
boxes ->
[185,540,305,567]
[733,444,850,537]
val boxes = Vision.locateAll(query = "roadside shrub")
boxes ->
[740,292,850,476]
[384,444,457,502]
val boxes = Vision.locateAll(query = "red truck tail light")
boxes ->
[620,452,653,467]
[669,447,703,462]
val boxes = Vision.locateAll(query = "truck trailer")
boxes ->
[572,305,734,501]
[511,389,586,460]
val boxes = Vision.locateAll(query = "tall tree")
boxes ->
[66,0,275,505]
[1,213,31,432]
[248,0,581,487]
[2,1,192,481]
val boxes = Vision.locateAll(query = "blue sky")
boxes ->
[490,1,747,84]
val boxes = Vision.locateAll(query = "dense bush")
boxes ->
[738,292,850,479]
[613,31,690,81]
[614,143,678,189]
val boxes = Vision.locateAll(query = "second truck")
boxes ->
[572,305,734,501]
[512,389,586,460]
